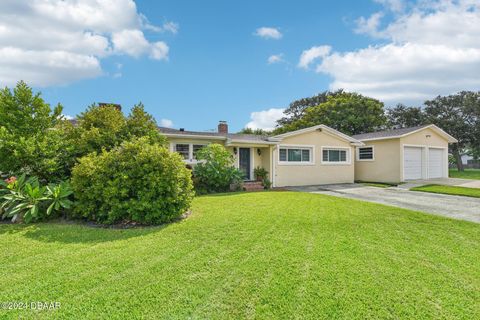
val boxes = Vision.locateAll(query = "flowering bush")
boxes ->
[193,144,243,194]
[0,175,73,223]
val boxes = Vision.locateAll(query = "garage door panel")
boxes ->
[404,147,423,180]
[428,148,444,178]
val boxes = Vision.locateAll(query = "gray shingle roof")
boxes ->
[157,127,272,142]
[352,125,429,141]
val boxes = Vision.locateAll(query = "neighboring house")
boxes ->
[159,122,364,187]
[352,125,458,183]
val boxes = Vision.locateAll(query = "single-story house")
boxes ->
[352,125,458,183]
[159,121,364,187]
[159,122,458,187]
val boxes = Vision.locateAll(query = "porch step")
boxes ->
[243,181,264,191]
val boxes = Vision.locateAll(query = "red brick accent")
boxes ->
[243,181,264,191]
[218,121,228,134]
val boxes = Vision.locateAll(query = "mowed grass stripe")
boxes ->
[0,192,479,319]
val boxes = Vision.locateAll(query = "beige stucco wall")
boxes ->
[354,128,450,183]
[354,139,401,183]
[273,130,355,187]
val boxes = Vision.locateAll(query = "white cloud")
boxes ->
[267,54,284,64]
[159,118,174,128]
[254,27,283,40]
[355,12,384,37]
[0,0,175,87]
[245,108,285,131]
[306,0,480,104]
[298,46,331,69]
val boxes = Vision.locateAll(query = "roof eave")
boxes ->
[162,133,227,140]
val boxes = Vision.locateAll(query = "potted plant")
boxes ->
[253,166,268,182]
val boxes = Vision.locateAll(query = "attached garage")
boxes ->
[353,125,457,183]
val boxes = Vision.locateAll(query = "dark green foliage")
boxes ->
[276,90,345,127]
[275,92,387,136]
[0,81,71,181]
[0,175,72,223]
[193,144,243,194]
[71,137,194,225]
[424,91,480,171]
[237,128,270,135]
[386,104,427,128]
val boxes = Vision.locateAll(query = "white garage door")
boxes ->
[404,147,423,180]
[428,148,444,178]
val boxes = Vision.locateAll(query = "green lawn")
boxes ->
[450,168,480,180]
[411,184,480,198]
[1,192,479,319]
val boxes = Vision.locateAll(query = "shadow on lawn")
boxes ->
[0,220,176,244]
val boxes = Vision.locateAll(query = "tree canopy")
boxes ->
[386,104,427,129]
[274,92,387,136]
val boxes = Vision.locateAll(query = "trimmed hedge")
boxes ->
[71,138,194,225]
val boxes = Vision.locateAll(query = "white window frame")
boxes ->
[277,144,315,166]
[321,146,351,165]
[356,145,375,161]
[171,143,208,163]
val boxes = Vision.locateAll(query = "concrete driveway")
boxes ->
[289,184,480,223]
[397,178,480,189]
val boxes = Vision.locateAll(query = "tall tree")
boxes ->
[0,81,70,181]
[386,104,427,129]
[424,91,480,171]
[274,92,387,136]
[276,90,344,127]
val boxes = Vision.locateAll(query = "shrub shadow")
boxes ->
[0,218,183,244]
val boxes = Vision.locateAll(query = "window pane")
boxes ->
[359,147,373,160]
[193,144,206,159]
[175,144,189,160]
[301,149,310,162]
[288,149,301,162]
[279,149,287,161]
[340,150,347,162]
[329,150,340,162]
[322,150,328,161]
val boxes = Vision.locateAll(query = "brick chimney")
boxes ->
[218,121,228,134]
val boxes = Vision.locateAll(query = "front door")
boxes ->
[239,148,251,180]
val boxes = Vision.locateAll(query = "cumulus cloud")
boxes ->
[159,118,174,128]
[254,27,283,39]
[267,54,284,64]
[0,0,176,87]
[245,108,285,131]
[305,0,480,104]
[298,46,331,69]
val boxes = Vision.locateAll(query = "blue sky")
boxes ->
[1,0,479,132]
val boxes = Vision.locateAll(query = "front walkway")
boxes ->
[289,184,480,223]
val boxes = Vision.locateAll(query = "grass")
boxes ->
[449,168,480,180]
[411,184,480,198]
[1,192,479,319]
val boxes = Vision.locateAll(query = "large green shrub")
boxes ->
[70,103,167,159]
[193,144,243,194]
[71,138,194,225]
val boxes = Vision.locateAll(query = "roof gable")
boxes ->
[352,124,457,143]
[272,124,364,146]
